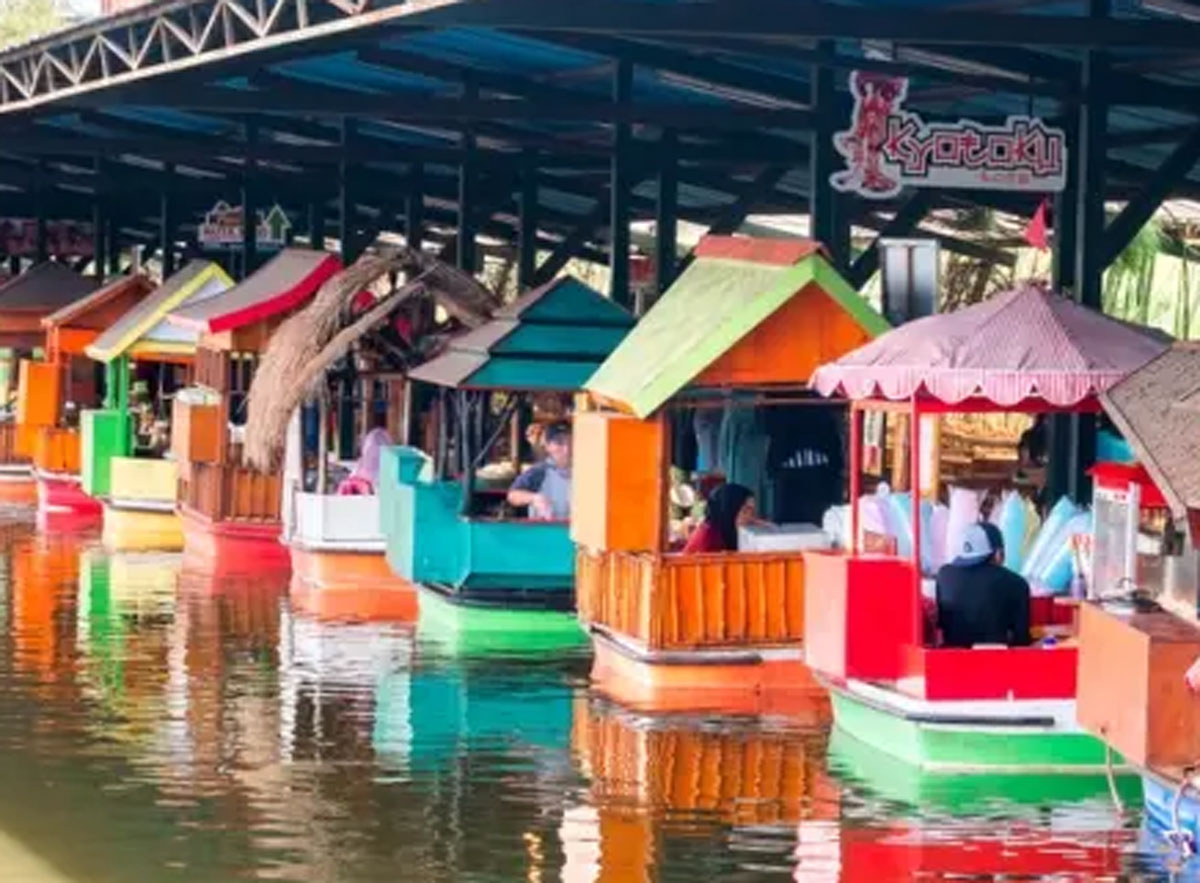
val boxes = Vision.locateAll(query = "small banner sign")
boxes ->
[198,200,291,249]
[832,71,1067,199]
[0,219,93,257]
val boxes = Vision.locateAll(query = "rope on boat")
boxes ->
[1104,743,1126,815]
[1166,764,1198,858]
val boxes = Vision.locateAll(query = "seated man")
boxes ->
[506,421,571,521]
[935,522,1031,648]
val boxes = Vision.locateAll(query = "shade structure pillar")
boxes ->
[91,158,106,282]
[1069,0,1109,504]
[8,256,19,277]
[160,162,176,277]
[458,80,478,276]
[810,47,848,270]
[307,200,324,251]
[1048,113,1080,505]
[655,129,678,298]
[106,217,120,276]
[406,163,425,253]
[34,160,48,263]
[518,152,538,291]
[242,121,258,277]
[340,119,360,264]
[909,398,923,610]
[609,59,633,308]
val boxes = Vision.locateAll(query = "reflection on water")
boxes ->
[0,514,1176,881]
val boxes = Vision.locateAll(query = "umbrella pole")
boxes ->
[849,402,862,556]
[910,397,924,620]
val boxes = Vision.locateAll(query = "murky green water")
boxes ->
[0,515,1185,881]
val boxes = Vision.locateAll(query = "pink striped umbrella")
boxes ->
[811,282,1171,406]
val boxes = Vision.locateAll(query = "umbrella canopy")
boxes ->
[811,282,1171,407]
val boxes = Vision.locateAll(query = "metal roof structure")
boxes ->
[3,0,1200,299]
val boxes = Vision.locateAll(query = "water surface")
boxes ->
[0,515,1178,881]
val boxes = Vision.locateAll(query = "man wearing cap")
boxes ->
[935,521,1031,648]
[507,422,572,521]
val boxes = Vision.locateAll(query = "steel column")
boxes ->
[106,216,119,276]
[1069,0,1110,504]
[518,152,538,290]
[160,162,176,277]
[307,200,323,251]
[1048,112,1079,506]
[406,163,425,253]
[92,158,106,282]
[340,118,359,264]
[810,47,840,265]
[609,59,634,307]
[458,80,479,275]
[34,160,47,263]
[655,129,678,297]
[242,121,258,277]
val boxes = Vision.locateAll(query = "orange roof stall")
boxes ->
[15,274,156,515]
[573,235,889,713]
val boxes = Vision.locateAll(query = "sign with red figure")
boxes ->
[832,71,1068,199]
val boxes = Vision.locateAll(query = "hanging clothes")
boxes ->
[718,395,770,507]
[694,407,722,474]
[671,407,698,472]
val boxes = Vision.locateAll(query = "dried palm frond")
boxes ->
[244,247,497,471]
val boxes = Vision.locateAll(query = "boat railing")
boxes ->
[32,426,81,475]
[0,421,29,466]
[577,547,806,651]
[181,461,281,523]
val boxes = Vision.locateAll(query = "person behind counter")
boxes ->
[507,421,572,520]
[935,521,1031,648]
[683,482,757,554]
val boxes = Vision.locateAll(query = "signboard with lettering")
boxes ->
[198,201,291,250]
[832,71,1067,199]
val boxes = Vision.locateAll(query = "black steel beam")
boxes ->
[1103,123,1200,266]
[676,165,791,275]
[846,191,934,289]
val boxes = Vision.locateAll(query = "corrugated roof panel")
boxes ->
[273,52,446,93]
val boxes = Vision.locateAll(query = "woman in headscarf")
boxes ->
[683,482,756,554]
[337,413,393,495]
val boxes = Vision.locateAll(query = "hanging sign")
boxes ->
[832,71,1067,199]
[198,200,291,249]
[0,219,93,257]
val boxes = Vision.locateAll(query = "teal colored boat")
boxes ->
[827,726,1141,813]
[827,680,1123,776]
[416,586,588,656]
[379,276,634,624]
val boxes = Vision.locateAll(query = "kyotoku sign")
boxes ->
[832,71,1067,199]
[198,200,291,249]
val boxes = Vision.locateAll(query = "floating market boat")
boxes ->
[17,273,155,516]
[240,250,497,620]
[379,275,633,640]
[167,248,342,572]
[575,236,885,712]
[81,260,234,550]
[1078,343,1200,853]
[0,263,97,505]
[806,282,1169,774]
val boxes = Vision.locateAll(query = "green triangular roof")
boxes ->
[586,237,888,418]
[408,276,634,391]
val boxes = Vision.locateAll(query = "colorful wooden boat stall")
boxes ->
[0,263,97,504]
[805,282,1169,774]
[574,236,885,712]
[240,251,498,621]
[166,248,341,572]
[380,275,634,642]
[1077,344,1200,854]
[17,274,155,516]
[81,260,234,550]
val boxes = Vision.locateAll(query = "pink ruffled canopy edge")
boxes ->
[811,282,1171,407]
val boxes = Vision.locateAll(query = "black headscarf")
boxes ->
[704,482,754,552]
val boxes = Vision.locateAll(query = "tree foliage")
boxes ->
[0,0,66,50]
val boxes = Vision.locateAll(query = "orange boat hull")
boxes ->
[288,545,418,622]
[0,472,37,506]
[589,627,830,721]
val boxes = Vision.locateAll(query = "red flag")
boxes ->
[1024,199,1049,251]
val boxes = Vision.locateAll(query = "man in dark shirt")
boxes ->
[935,522,1032,648]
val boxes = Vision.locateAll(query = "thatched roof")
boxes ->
[1101,343,1200,523]
[243,248,499,471]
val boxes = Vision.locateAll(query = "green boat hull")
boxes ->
[417,585,587,656]
[827,727,1142,812]
[830,687,1117,775]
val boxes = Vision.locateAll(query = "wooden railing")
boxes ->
[0,422,28,466]
[32,427,80,474]
[577,547,806,651]
[181,461,281,523]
